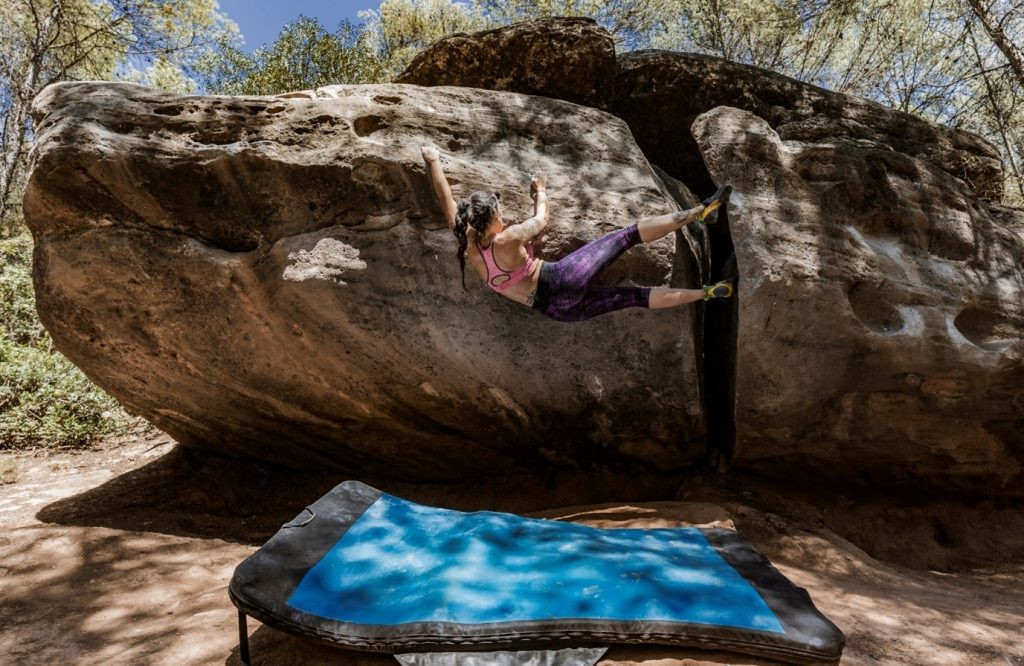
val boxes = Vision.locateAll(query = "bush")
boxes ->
[0,234,137,449]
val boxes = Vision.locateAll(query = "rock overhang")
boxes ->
[24,80,706,479]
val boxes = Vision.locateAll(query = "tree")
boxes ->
[958,0,1024,201]
[358,0,493,77]
[475,0,670,50]
[198,16,390,95]
[198,0,495,94]
[0,0,236,237]
[962,6,1024,200]
[966,0,1024,88]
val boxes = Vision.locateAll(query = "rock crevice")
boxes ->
[692,105,1024,493]
[395,16,1024,494]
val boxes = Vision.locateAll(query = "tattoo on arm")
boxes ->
[508,217,544,241]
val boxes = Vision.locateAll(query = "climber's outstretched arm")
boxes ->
[421,146,458,231]
[503,174,549,242]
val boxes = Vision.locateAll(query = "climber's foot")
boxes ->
[697,184,732,223]
[703,281,734,301]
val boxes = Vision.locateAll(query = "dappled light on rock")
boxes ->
[23,80,705,478]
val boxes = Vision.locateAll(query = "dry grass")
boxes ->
[0,457,18,485]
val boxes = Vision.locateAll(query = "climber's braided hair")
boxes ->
[453,189,501,290]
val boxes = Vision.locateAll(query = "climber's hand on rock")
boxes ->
[421,146,440,163]
[530,174,547,198]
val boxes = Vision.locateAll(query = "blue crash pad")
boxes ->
[229,481,844,664]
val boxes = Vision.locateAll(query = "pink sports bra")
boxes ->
[475,238,538,292]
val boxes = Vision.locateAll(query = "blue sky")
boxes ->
[216,0,378,51]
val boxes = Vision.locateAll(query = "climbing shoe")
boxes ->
[696,184,732,224]
[703,281,734,301]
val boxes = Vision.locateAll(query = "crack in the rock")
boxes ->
[46,220,261,254]
[703,212,737,473]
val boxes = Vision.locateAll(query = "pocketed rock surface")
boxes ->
[692,105,1024,494]
[22,20,1024,494]
[389,16,1023,494]
[24,80,705,478]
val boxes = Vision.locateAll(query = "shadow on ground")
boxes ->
[34,442,1024,570]
[35,445,690,545]
[4,439,1024,665]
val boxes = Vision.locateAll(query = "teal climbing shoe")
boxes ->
[703,281,734,301]
[696,184,732,224]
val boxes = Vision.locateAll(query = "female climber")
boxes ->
[421,145,733,323]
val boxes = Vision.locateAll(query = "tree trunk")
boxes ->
[0,0,60,230]
[0,64,38,225]
[965,0,1024,90]
[968,22,1024,201]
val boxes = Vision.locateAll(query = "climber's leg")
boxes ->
[546,223,643,295]
[637,206,705,242]
[546,286,652,322]
[647,287,707,309]
[548,283,727,320]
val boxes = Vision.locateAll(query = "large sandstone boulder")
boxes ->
[24,81,705,478]
[395,17,616,110]
[692,106,1024,494]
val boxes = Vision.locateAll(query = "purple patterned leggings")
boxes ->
[531,223,652,322]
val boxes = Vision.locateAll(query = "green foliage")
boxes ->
[476,0,669,50]
[358,0,493,76]
[199,16,390,94]
[0,235,134,449]
[199,0,495,94]
[0,0,239,237]
[0,234,43,347]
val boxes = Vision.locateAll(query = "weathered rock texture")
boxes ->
[397,23,1004,202]
[392,17,1024,494]
[26,16,1024,495]
[396,17,616,110]
[614,51,1005,201]
[25,81,705,478]
[693,106,1024,494]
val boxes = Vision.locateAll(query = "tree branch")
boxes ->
[966,0,1024,91]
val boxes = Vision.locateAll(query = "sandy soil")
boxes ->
[1,430,1022,665]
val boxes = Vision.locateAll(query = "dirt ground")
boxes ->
[1,428,1022,665]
